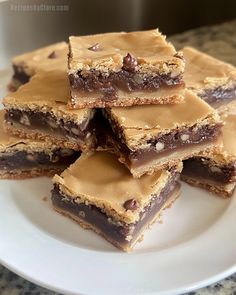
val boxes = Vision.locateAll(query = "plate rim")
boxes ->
[1,249,236,295]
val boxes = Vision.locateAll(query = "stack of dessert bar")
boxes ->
[2,28,236,252]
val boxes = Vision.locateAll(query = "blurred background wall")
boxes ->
[0,0,236,68]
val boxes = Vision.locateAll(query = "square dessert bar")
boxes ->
[103,90,222,178]
[182,114,236,198]
[10,42,68,91]
[183,46,236,113]
[52,152,182,252]
[4,70,96,152]
[68,29,185,108]
[0,111,80,179]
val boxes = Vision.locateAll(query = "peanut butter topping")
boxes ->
[53,152,182,224]
[183,47,236,93]
[220,114,236,157]
[13,42,68,76]
[3,70,94,124]
[69,29,184,75]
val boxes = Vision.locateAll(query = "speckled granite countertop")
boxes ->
[1,20,236,295]
[170,19,236,66]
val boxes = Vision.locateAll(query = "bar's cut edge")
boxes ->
[181,174,236,198]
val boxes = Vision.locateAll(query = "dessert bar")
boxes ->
[4,70,96,151]
[103,90,222,177]
[52,152,182,252]
[68,29,185,108]
[9,42,68,91]
[183,46,236,113]
[182,114,236,198]
[0,111,80,179]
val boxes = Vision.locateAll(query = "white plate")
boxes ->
[0,70,236,295]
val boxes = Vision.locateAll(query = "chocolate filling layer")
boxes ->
[52,172,179,248]
[0,149,80,170]
[12,65,31,84]
[5,109,94,142]
[183,157,236,184]
[199,86,236,105]
[103,111,222,167]
[69,70,184,99]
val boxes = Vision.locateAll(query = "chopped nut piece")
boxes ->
[181,134,190,141]
[19,114,30,126]
[156,142,165,151]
